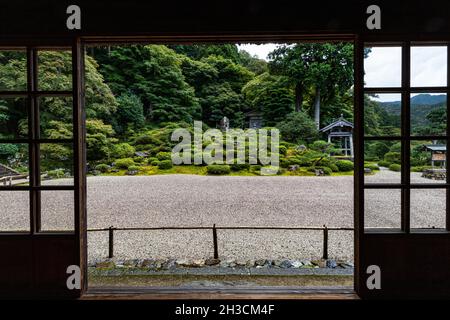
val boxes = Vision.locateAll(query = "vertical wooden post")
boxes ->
[322,225,328,260]
[213,224,219,259]
[108,226,114,259]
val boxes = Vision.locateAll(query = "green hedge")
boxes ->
[384,152,401,164]
[156,152,172,161]
[378,160,391,167]
[364,163,380,171]
[230,163,250,171]
[389,163,401,172]
[336,160,354,172]
[115,158,135,169]
[328,163,339,172]
[158,160,173,170]
[207,165,231,175]
[127,165,140,172]
[95,164,110,173]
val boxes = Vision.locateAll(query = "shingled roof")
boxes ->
[319,115,354,133]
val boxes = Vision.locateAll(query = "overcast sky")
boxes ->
[237,43,279,60]
[365,46,447,102]
[238,44,447,103]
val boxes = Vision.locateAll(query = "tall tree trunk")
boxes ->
[314,87,321,129]
[295,83,303,112]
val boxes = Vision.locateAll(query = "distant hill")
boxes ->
[379,94,446,126]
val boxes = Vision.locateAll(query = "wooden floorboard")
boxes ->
[82,286,359,300]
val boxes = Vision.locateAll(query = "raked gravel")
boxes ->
[0,169,445,262]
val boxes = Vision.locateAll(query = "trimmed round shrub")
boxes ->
[158,160,173,170]
[156,151,172,161]
[328,163,339,172]
[364,163,380,171]
[336,160,354,172]
[95,164,110,173]
[114,158,135,169]
[230,163,250,171]
[207,165,231,175]
[133,156,145,163]
[127,165,140,172]
[378,160,391,167]
[384,151,401,164]
[134,134,162,146]
[112,143,135,159]
[150,160,160,166]
[389,163,401,172]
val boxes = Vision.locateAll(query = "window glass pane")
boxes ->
[0,143,29,187]
[364,140,401,184]
[37,50,72,91]
[40,190,74,231]
[39,97,73,139]
[0,98,28,139]
[364,47,401,88]
[40,143,73,185]
[410,93,446,136]
[0,191,29,231]
[0,50,27,91]
[411,189,446,229]
[411,46,447,88]
[364,93,401,137]
[365,189,401,229]
[411,140,446,184]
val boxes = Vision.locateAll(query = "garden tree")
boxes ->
[269,43,354,128]
[93,45,201,123]
[180,58,218,89]
[242,72,294,126]
[411,142,432,166]
[198,83,246,127]
[85,120,117,161]
[113,93,145,134]
[0,98,27,139]
[321,90,354,125]
[363,94,400,137]
[180,54,254,127]
[0,51,118,138]
[414,106,446,135]
[276,111,318,143]
[169,44,242,64]
[41,119,116,163]
[366,141,390,160]
[202,55,254,92]
[238,50,268,75]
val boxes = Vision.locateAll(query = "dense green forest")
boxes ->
[0,44,445,178]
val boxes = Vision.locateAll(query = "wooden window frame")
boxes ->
[361,41,450,234]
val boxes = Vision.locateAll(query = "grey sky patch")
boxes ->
[237,43,279,61]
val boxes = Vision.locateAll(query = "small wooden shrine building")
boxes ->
[319,115,354,157]
[424,144,447,168]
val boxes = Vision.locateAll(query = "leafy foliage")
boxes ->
[276,111,318,143]
[94,45,200,123]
